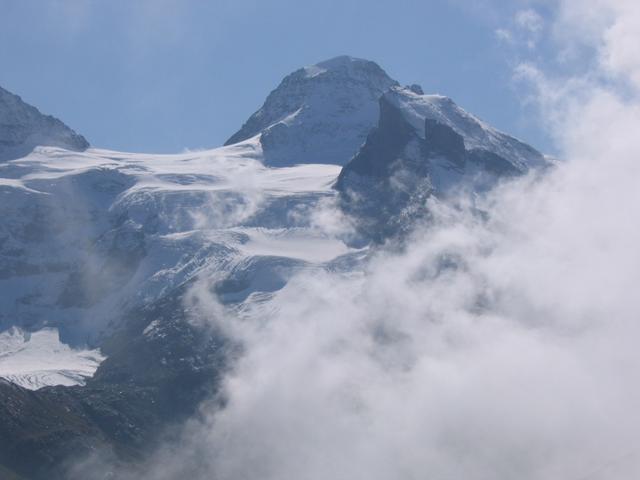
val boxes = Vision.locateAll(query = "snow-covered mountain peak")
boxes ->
[302,55,360,77]
[225,56,398,166]
[0,86,89,161]
[336,85,549,242]
[303,55,394,84]
[314,54,360,68]
[382,85,545,170]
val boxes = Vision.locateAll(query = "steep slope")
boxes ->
[0,86,89,161]
[382,85,546,170]
[225,56,398,166]
[336,85,547,241]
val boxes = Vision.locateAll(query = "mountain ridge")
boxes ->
[335,84,547,241]
[0,86,89,161]
[0,55,548,478]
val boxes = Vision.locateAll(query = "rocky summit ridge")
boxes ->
[0,86,88,161]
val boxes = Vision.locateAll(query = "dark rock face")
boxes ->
[407,84,424,95]
[336,88,538,243]
[0,86,89,161]
[467,149,522,176]
[335,94,433,243]
[339,93,417,179]
[0,292,229,480]
[424,118,466,168]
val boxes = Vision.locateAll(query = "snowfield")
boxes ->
[0,56,545,392]
[0,138,352,388]
[0,327,104,390]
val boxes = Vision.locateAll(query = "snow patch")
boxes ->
[0,327,105,390]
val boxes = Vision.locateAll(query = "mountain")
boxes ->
[0,290,226,480]
[0,57,547,478]
[336,85,547,241]
[0,86,88,161]
[225,55,398,166]
[0,143,345,479]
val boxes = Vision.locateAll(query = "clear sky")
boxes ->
[0,0,553,154]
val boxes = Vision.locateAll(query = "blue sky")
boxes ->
[0,0,552,153]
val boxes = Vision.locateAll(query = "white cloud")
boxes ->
[495,7,545,51]
[515,8,544,33]
[495,28,514,44]
[555,0,640,89]
[70,1,640,478]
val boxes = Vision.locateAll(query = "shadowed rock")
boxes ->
[336,86,547,242]
[0,86,88,161]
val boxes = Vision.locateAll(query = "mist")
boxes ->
[69,1,640,479]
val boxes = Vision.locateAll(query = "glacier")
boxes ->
[0,55,549,479]
[0,56,545,390]
[0,327,104,390]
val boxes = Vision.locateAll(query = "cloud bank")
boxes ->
[70,1,640,479]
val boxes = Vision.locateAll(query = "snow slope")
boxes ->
[0,327,104,390]
[225,56,398,166]
[0,138,352,390]
[383,86,546,170]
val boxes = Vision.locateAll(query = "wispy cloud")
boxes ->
[495,7,546,50]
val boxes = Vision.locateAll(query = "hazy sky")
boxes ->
[0,0,555,154]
